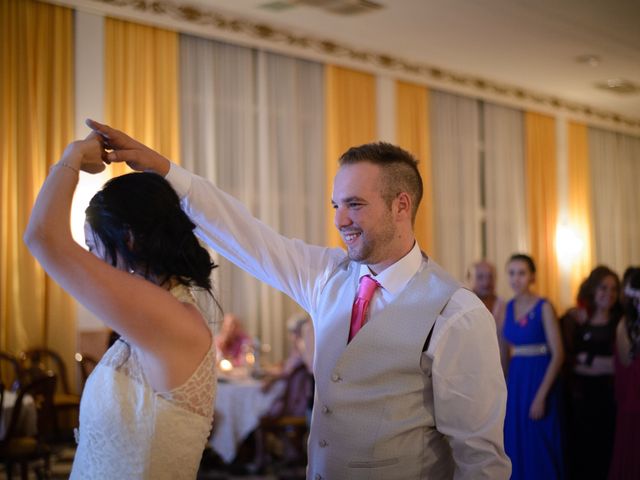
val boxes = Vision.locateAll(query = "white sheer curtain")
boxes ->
[484,103,528,298]
[588,128,640,275]
[180,35,325,361]
[430,90,481,282]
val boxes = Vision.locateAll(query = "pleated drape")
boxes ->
[429,91,481,281]
[525,112,560,310]
[104,18,181,174]
[588,128,640,275]
[395,81,434,255]
[567,122,594,301]
[484,103,528,299]
[179,36,325,361]
[0,0,76,380]
[324,65,377,248]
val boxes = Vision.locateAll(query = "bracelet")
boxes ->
[51,162,80,174]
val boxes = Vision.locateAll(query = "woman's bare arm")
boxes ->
[24,137,210,390]
[529,301,564,419]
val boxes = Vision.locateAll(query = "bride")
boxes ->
[24,133,219,479]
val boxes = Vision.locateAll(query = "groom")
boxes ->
[89,119,510,479]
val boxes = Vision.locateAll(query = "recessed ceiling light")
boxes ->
[595,78,640,95]
[260,1,295,11]
[575,54,601,67]
[260,0,384,15]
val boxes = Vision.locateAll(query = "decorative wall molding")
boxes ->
[50,0,640,134]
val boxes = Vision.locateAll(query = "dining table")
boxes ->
[210,369,286,464]
[0,390,38,440]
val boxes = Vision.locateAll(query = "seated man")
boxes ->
[258,313,314,467]
[262,313,314,415]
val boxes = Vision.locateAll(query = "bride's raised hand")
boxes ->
[80,132,108,173]
[58,132,106,174]
[85,119,170,175]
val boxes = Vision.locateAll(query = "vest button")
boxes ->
[319,439,328,447]
[331,373,341,382]
[322,405,330,414]
[314,475,322,480]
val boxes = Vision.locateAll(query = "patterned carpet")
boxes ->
[0,445,75,479]
[197,446,306,480]
[0,445,305,480]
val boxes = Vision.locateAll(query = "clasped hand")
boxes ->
[59,120,171,176]
[84,119,171,176]
[59,132,107,174]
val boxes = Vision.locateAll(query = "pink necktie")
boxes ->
[348,275,380,342]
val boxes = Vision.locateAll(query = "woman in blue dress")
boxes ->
[501,253,565,479]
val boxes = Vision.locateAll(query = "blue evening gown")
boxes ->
[503,298,564,480]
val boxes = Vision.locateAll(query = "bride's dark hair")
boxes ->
[85,172,216,292]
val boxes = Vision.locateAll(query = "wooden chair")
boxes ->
[74,353,98,391]
[0,351,24,392]
[254,364,312,470]
[0,373,57,479]
[0,382,4,430]
[20,349,76,398]
[20,348,80,441]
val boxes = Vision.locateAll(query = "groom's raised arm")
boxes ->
[87,119,342,314]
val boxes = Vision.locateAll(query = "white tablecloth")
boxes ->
[210,376,285,463]
[0,391,37,440]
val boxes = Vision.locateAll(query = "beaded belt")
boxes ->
[512,343,549,356]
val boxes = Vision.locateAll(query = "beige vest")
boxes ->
[308,256,460,480]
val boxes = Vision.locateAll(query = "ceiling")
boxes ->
[185,0,640,121]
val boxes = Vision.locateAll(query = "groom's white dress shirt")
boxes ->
[166,164,510,479]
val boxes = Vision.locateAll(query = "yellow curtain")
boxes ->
[0,0,76,373]
[525,112,560,310]
[324,65,377,247]
[395,81,434,255]
[104,18,181,176]
[567,122,594,302]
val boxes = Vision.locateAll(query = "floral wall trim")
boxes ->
[91,0,639,129]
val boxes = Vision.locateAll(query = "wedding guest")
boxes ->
[215,313,252,367]
[563,266,621,479]
[468,260,508,371]
[620,266,640,304]
[468,260,506,319]
[501,254,565,479]
[609,269,640,480]
[262,313,314,407]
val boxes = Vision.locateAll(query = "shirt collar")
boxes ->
[358,242,423,295]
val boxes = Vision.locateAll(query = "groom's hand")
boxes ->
[85,119,171,176]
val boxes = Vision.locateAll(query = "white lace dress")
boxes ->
[70,285,218,479]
